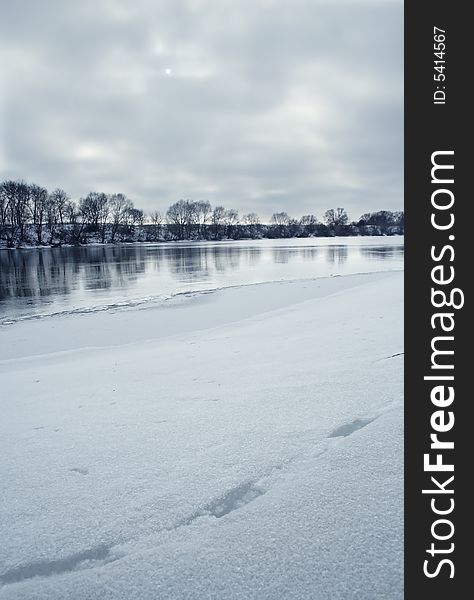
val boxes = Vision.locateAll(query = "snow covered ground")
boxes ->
[0,271,403,599]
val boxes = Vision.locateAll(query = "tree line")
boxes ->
[0,180,404,247]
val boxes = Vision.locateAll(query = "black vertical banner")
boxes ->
[405,1,469,598]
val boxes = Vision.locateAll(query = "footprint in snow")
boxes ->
[69,467,89,475]
[328,417,375,439]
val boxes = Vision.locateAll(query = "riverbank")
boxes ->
[1,231,404,251]
[0,236,404,324]
[0,271,403,599]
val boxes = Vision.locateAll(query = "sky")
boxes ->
[0,0,403,222]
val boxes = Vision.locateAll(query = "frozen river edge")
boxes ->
[0,271,403,599]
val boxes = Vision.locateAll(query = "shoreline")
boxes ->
[1,268,403,326]
[1,270,402,361]
[0,270,403,598]
[0,233,404,251]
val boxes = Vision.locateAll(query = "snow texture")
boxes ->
[0,271,403,599]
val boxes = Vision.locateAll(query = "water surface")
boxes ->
[0,237,403,321]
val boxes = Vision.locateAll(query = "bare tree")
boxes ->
[323,207,348,231]
[30,184,49,244]
[271,212,290,225]
[287,218,301,238]
[49,189,70,225]
[13,182,32,244]
[128,208,144,226]
[0,180,32,246]
[64,200,85,245]
[271,212,291,237]
[211,205,226,240]
[299,214,318,236]
[184,201,199,239]
[47,189,70,243]
[109,193,133,242]
[0,176,403,246]
[149,210,163,241]
[0,180,19,246]
[224,208,239,238]
[79,192,109,242]
[196,200,212,238]
[166,200,187,240]
[45,194,60,244]
[166,199,199,239]
[242,212,261,238]
[0,184,8,242]
[358,210,404,235]
[97,193,110,243]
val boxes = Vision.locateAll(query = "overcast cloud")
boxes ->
[0,0,403,221]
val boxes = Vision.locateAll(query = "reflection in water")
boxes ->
[273,248,291,264]
[359,246,405,260]
[0,240,404,320]
[300,248,319,261]
[326,246,348,265]
[246,248,262,267]
[167,247,207,277]
[211,246,242,274]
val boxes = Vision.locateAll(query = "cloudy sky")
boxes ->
[0,0,402,221]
